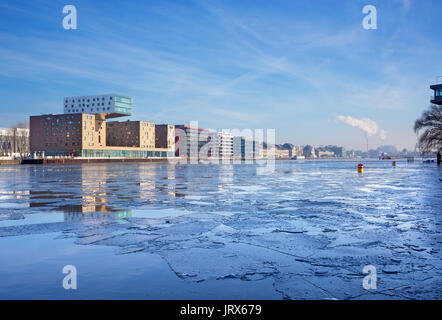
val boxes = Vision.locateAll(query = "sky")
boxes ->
[0,0,441,150]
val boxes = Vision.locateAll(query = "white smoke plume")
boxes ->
[336,115,387,140]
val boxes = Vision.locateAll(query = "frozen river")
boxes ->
[0,160,440,299]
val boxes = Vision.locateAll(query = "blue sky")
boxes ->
[0,0,441,150]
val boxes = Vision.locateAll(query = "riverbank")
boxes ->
[0,159,21,165]
[21,157,172,165]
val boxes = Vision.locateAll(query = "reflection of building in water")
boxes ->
[219,165,234,184]
[138,164,157,201]
[64,208,132,222]
[164,164,180,197]
[81,165,109,209]
[137,163,185,199]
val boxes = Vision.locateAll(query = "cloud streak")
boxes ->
[336,115,387,140]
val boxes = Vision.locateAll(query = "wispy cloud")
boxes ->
[0,0,440,149]
[336,115,387,140]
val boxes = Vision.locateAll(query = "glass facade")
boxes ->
[114,95,133,115]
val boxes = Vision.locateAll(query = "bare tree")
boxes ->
[9,122,30,157]
[414,104,442,163]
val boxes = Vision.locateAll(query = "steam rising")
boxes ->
[336,115,387,140]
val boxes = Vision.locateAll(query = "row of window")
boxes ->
[45,142,79,147]
[66,106,111,113]
[66,101,111,108]
[65,96,113,104]
[45,115,79,120]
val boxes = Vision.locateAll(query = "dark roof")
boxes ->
[430,83,442,90]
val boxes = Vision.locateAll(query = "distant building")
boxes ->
[303,145,316,158]
[317,150,334,157]
[275,149,290,158]
[378,145,398,155]
[274,145,290,158]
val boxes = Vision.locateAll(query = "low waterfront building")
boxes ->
[30,113,172,158]
[317,150,335,157]
[275,148,290,159]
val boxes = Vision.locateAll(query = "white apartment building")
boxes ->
[214,131,234,159]
[63,94,133,118]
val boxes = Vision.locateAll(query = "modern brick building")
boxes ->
[29,94,174,158]
[107,120,155,149]
[155,124,175,151]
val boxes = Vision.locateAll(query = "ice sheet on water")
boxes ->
[0,160,441,299]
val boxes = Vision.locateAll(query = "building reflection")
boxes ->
[63,207,132,222]
[27,163,185,218]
